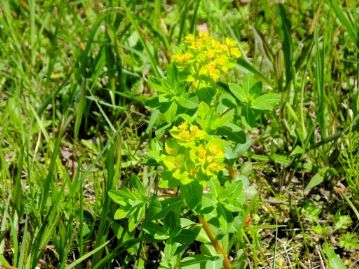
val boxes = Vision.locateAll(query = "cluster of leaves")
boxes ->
[110,33,280,267]
[302,202,359,252]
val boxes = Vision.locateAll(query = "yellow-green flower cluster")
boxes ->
[170,122,207,145]
[161,122,226,185]
[172,32,241,81]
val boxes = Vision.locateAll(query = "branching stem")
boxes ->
[198,216,232,269]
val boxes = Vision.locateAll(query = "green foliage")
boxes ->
[228,76,280,127]
[109,33,275,267]
[323,243,346,269]
[334,213,352,231]
[338,233,359,251]
[0,0,358,268]
[340,130,359,198]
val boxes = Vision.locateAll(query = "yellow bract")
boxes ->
[206,162,225,176]
[170,122,207,143]
[161,122,226,185]
[172,33,241,81]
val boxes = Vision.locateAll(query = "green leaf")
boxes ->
[128,206,146,232]
[339,233,359,251]
[329,0,358,49]
[249,81,263,97]
[164,211,180,232]
[236,58,271,85]
[305,167,329,192]
[216,124,246,144]
[334,214,352,230]
[211,110,234,130]
[130,174,145,195]
[177,96,198,109]
[277,4,293,89]
[241,105,256,128]
[65,241,110,269]
[251,93,280,111]
[114,207,131,220]
[142,222,169,240]
[160,241,181,268]
[146,109,160,134]
[158,102,172,113]
[217,203,234,223]
[220,93,237,109]
[323,243,346,269]
[200,193,217,214]
[178,113,196,123]
[196,102,210,118]
[145,96,160,108]
[146,197,162,221]
[181,181,203,210]
[302,201,322,223]
[148,77,166,93]
[180,255,223,269]
[234,138,253,156]
[74,81,86,141]
[164,102,178,124]
[156,197,183,219]
[167,63,179,86]
[312,225,331,236]
[175,226,201,244]
[290,145,305,156]
[196,87,216,104]
[108,188,141,206]
[228,83,249,103]
[195,102,211,129]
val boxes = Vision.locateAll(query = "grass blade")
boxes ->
[329,0,358,48]
[66,241,110,269]
[39,127,63,215]
[276,4,293,90]
[314,27,327,142]
[92,142,115,264]
[12,147,24,214]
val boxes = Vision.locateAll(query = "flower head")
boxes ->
[170,122,207,144]
[172,33,241,81]
[161,122,227,185]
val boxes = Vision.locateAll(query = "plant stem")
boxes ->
[198,216,232,269]
[342,193,359,221]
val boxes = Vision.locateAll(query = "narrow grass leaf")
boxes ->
[314,27,327,141]
[12,147,24,214]
[329,0,358,48]
[66,241,110,269]
[93,143,116,264]
[39,131,62,214]
[0,194,11,261]
[276,4,293,90]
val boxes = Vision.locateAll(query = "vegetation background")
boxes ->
[0,0,358,268]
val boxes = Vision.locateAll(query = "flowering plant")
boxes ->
[109,33,279,268]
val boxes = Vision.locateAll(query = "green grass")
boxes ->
[0,0,358,268]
